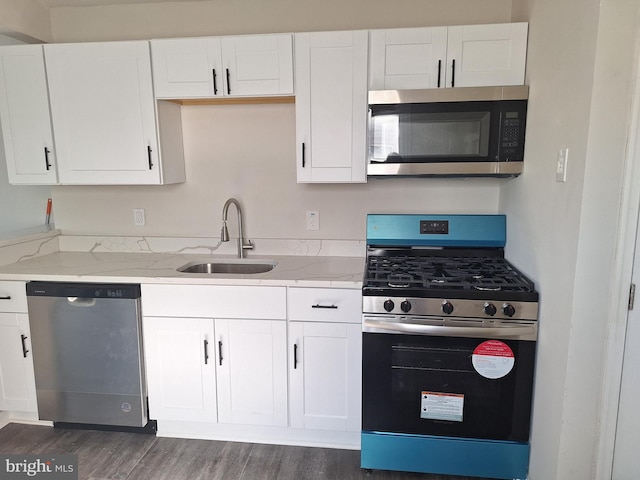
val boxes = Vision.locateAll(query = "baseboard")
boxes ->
[156,420,361,450]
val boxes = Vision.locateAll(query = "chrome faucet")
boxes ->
[221,198,253,258]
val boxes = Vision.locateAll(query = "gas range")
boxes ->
[362,214,539,322]
[361,214,539,480]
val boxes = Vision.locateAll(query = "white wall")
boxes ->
[0,0,51,43]
[49,0,512,42]
[508,0,640,478]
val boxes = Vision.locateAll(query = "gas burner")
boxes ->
[364,252,536,298]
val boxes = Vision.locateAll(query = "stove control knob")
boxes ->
[483,302,497,316]
[400,300,412,313]
[442,301,454,315]
[503,303,516,317]
[383,299,395,312]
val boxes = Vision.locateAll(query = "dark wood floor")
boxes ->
[0,423,494,480]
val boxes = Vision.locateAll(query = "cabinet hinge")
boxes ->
[629,283,636,310]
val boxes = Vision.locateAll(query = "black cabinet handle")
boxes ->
[44,147,51,171]
[147,146,153,170]
[218,340,223,366]
[451,59,456,87]
[20,334,29,358]
[204,339,209,365]
[312,304,338,309]
[294,343,298,369]
[226,68,231,95]
[0,295,11,300]
[212,69,218,95]
[302,143,306,168]
[437,60,442,88]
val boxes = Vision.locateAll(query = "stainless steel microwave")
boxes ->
[367,86,528,178]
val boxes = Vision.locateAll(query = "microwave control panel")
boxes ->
[499,111,525,161]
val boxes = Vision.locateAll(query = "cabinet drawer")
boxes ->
[287,288,361,323]
[141,284,286,320]
[0,281,27,313]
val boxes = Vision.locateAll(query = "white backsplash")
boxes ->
[59,235,366,257]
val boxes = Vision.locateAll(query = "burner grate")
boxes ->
[364,254,535,293]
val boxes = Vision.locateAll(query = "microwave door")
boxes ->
[367,100,521,177]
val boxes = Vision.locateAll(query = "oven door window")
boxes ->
[362,333,535,442]
[368,101,499,164]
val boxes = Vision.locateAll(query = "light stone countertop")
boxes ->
[0,251,365,288]
[0,226,60,249]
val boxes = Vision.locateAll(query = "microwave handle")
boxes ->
[437,60,441,88]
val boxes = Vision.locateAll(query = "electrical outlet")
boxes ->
[306,211,319,231]
[133,208,145,226]
[556,148,569,182]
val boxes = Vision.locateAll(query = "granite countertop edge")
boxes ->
[0,251,365,288]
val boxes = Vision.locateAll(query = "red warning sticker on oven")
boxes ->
[472,340,515,379]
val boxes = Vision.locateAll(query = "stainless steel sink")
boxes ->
[177,260,275,275]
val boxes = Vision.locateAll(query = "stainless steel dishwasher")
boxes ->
[26,281,149,429]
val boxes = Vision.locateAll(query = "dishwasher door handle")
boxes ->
[67,297,97,307]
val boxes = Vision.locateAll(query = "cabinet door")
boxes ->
[143,316,217,423]
[0,313,37,413]
[151,37,223,98]
[289,321,361,431]
[445,23,528,88]
[0,45,57,185]
[369,27,448,90]
[44,41,161,185]
[215,318,287,426]
[295,31,368,183]
[221,34,293,96]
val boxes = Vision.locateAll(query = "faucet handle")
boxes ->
[242,239,254,250]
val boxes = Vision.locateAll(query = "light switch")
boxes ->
[306,211,319,230]
[556,148,569,182]
[133,208,145,226]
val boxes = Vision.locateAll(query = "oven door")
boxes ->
[362,331,535,442]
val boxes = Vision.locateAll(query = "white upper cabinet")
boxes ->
[44,41,185,185]
[151,34,294,99]
[295,30,368,183]
[369,22,528,90]
[151,37,222,98]
[369,27,448,90]
[446,22,528,88]
[0,45,58,185]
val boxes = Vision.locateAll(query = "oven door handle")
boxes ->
[363,319,537,340]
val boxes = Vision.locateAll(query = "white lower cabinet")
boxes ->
[289,321,361,431]
[0,281,37,414]
[215,318,288,426]
[288,287,362,433]
[143,316,217,423]
[141,283,361,448]
[141,284,288,429]
[144,315,288,427]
